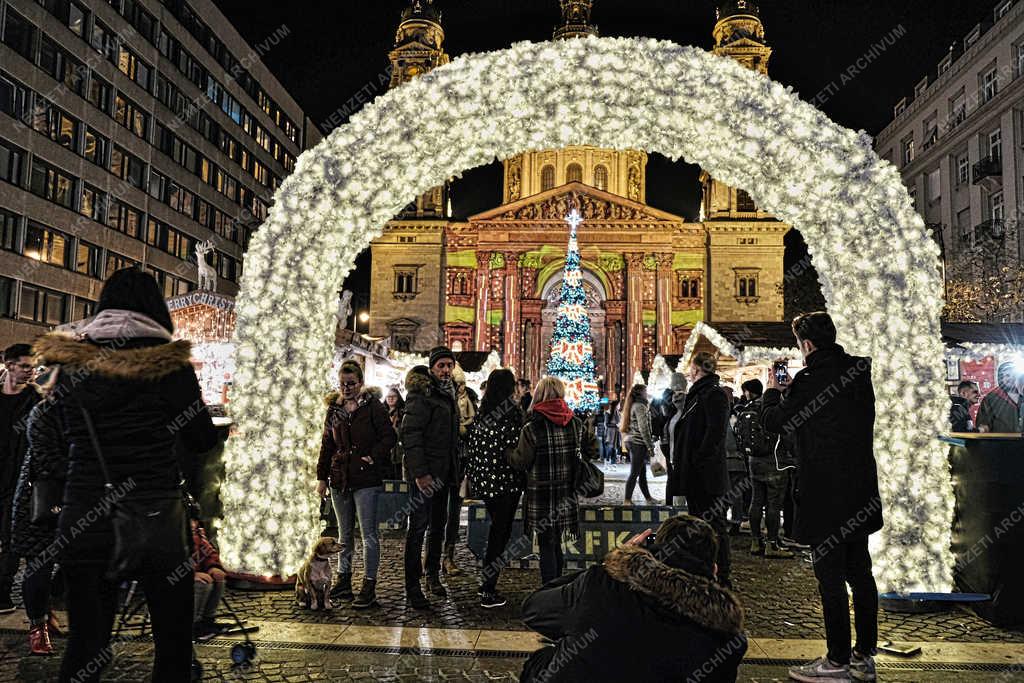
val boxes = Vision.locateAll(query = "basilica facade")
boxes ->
[368,0,790,392]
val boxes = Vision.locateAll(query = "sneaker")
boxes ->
[788,656,852,682]
[850,651,876,681]
[480,591,508,609]
[0,597,14,614]
[644,498,661,506]
[750,538,765,555]
[766,541,795,559]
[781,536,811,550]
[622,500,633,506]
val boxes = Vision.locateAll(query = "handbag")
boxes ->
[74,398,189,579]
[30,479,64,525]
[570,421,604,498]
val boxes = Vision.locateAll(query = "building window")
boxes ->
[75,241,102,278]
[88,75,112,114]
[988,128,1002,161]
[0,208,18,251]
[83,127,109,167]
[997,0,1013,20]
[72,297,95,321]
[594,165,608,191]
[30,98,78,151]
[105,199,142,238]
[965,26,982,50]
[736,189,756,212]
[1,10,37,61]
[90,19,115,58]
[679,276,701,299]
[24,221,71,268]
[1017,43,1024,77]
[981,67,998,104]
[957,207,972,243]
[990,191,1005,221]
[566,163,582,184]
[0,74,31,122]
[949,92,966,130]
[923,115,938,147]
[19,284,68,325]
[29,160,76,209]
[116,44,151,91]
[735,270,760,300]
[901,136,915,166]
[110,145,146,188]
[894,98,907,117]
[395,271,416,295]
[38,36,85,96]
[114,93,149,139]
[927,169,941,202]
[0,138,24,185]
[540,165,555,191]
[955,154,969,185]
[0,276,14,318]
[79,183,104,222]
[105,250,138,275]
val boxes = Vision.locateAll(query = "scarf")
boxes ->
[533,398,574,427]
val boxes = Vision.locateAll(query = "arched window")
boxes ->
[540,165,555,191]
[593,165,608,191]
[566,163,583,184]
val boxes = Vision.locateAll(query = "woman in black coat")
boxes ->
[35,269,218,683]
[11,386,66,655]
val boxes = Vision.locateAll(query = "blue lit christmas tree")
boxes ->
[546,207,600,413]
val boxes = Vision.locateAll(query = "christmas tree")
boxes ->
[546,207,600,413]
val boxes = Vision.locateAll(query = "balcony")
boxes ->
[972,156,1003,190]
[975,219,1006,242]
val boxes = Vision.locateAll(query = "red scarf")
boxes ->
[533,398,574,427]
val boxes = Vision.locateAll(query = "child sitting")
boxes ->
[189,500,229,639]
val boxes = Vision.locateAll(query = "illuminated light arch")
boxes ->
[219,36,952,592]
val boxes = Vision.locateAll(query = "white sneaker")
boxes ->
[788,656,852,682]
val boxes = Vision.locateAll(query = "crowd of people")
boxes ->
[1,263,1019,681]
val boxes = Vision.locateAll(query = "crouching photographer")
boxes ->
[519,514,747,682]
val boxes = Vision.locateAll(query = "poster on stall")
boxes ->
[959,357,996,422]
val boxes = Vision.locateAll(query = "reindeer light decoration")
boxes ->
[195,240,217,292]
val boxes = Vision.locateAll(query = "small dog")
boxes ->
[295,537,344,610]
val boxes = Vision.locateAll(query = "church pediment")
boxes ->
[469,182,683,224]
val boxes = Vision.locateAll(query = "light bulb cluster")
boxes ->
[217,36,953,592]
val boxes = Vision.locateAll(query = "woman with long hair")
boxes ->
[620,384,657,505]
[463,368,524,608]
[384,387,406,479]
[35,268,219,682]
[511,377,598,584]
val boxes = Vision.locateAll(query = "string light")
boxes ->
[218,36,953,592]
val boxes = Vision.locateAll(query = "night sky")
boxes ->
[212,0,984,295]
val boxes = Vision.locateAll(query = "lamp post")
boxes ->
[354,311,369,333]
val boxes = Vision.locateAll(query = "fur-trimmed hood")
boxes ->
[405,370,433,396]
[34,333,193,382]
[603,545,744,635]
[323,386,383,406]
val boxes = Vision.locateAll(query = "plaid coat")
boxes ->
[511,414,595,542]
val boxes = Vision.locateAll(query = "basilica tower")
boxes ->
[388,0,450,217]
[501,1,648,204]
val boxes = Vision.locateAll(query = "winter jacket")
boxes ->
[667,374,730,502]
[401,370,459,485]
[976,388,1021,434]
[34,311,219,569]
[191,523,223,573]
[521,545,746,682]
[317,387,396,492]
[0,388,37,498]
[11,399,67,559]
[464,399,525,500]
[760,345,883,546]
[949,395,976,433]
[511,410,597,541]
[625,401,655,453]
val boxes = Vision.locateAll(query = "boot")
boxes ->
[425,573,447,598]
[765,541,795,559]
[352,578,377,609]
[46,611,63,637]
[330,572,354,602]
[442,545,463,576]
[406,582,430,610]
[750,537,765,556]
[29,624,54,656]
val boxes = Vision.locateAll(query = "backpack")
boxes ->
[733,401,774,458]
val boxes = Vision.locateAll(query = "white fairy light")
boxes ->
[217,36,954,592]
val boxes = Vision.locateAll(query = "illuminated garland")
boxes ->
[219,36,953,591]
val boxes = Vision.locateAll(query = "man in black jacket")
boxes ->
[401,348,460,609]
[949,381,979,433]
[760,312,881,683]
[668,352,732,588]
[0,343,38,613]
[519,513,746,682]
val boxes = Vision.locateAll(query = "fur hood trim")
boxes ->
[324,386,383,406]
[34,333,193,382]
[603,545,744,635]
[405,371,433,395]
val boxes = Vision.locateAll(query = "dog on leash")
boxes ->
[295,537,344,610]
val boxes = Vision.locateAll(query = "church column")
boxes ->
[520,299,544,384]
[655,253,675,354]
[603,300,625,396]
[474,251,491,351]
[502,251,521,368]
[624,252,645,384]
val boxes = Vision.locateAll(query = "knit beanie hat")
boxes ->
[428,346,455,368]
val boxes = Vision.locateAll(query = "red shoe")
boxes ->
[29,624,54,655]
[46,612,63,637]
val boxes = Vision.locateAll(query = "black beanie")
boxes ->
[429,346,455,368]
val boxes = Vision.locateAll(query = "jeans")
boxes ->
[193,579,225,622]
[624,442,651,501]
[686,488,732,584]
[60,566,193,683]
[22,560,55,624]
[811,536,878,665]
[725,470,751,524]
[481,492,520,593]
[331,485,382,580]
[403,480,449,585]
[596,437,607,463]
[537,529,564,585]
[749,468,788,542]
